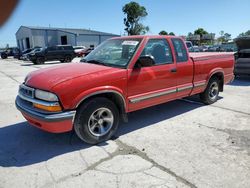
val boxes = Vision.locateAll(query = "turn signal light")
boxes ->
[33,103,62,112]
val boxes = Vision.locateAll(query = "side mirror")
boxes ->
[135,55,155,68]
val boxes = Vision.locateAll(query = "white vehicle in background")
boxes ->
[73,46,86,57]
[185,41,194,52]
[193,45,201,52]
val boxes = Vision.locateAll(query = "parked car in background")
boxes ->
[80,45,95,57]
[28,45,76,64]
[19,48,33,60]
[234,36,250,76]
[185,41,194,52]
[73,46,86,57]
[199,45,209,52]
[207,45,221,52]
[221,42,237,52]
[193,45,201,52]
[22,48,42,61]
[14,47,41,60]
[16,35,235,144]
[1,47,20,59]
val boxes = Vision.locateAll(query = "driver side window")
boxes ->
[141,39,173,65]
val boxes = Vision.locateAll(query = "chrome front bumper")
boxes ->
[15,96,76,122]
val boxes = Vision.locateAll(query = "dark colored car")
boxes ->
[1,47,20,59]
[29,45,76,64]
[234,36,250,76]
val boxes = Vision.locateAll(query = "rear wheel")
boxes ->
[200,77,219,105]
[74,97,119,144]
[64,55,72,63]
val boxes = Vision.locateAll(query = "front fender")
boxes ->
[71,86,127,110]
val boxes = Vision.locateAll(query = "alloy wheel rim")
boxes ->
[209,82,219,100]
[87,108,114,137]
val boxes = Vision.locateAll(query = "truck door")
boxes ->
[171,38,194,98]
[128,38,177,112]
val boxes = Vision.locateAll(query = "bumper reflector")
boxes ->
[33,103,62,112]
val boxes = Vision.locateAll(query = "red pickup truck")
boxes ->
[16,35,235,144]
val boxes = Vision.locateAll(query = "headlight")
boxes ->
[35,89,58,102]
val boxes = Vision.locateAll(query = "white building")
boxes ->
[16,26,119,50]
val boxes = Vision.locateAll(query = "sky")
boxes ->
[0,0,249,47]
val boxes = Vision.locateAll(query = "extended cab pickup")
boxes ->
[16,35,235,144]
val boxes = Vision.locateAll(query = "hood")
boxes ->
[25,63,114,90]
[235,36,250,51]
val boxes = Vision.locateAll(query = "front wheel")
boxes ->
[74,97,119,144]
[35,57,45,64]
[200,77,219,105]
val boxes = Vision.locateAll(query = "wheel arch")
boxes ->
[75,90,128,122]
[207,69,224,92]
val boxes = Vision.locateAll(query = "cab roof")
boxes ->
[111,35,180,40]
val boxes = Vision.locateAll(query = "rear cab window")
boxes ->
[171,38,189,63]
[140,39,173,65]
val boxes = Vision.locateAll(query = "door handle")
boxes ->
[170,68,177,73]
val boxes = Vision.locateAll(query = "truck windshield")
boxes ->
[81,38,142,68]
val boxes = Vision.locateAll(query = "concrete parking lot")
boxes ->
[0,57,249,188]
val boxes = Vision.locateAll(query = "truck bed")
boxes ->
[190,52,234,61]
[189,52,235,94]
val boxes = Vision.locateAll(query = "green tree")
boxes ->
[169,32,175,36]
[238,30,250,37]
[194,28,208,36]
[123,2,149,35]
[218,31,231,43]
[219,30,225,37]
[246,30,250,35]
[159,30,168,35]
[194,28,208,45]
[224,33,231,42]
[187,32,193,37]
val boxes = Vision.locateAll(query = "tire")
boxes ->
[200,77,219,105]
[74,97,119,144]
[1,53,7,59]
[64,55,72,63]
[36,57,45,64]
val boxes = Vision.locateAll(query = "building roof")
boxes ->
[17,26,119,36]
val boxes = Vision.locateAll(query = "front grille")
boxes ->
[19,84,35,98]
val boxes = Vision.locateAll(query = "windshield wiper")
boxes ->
[81,59,124,68]
[84,59,109,66]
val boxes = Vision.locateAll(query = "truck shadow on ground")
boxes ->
[229,76,250,86]
[0,98,211,168]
